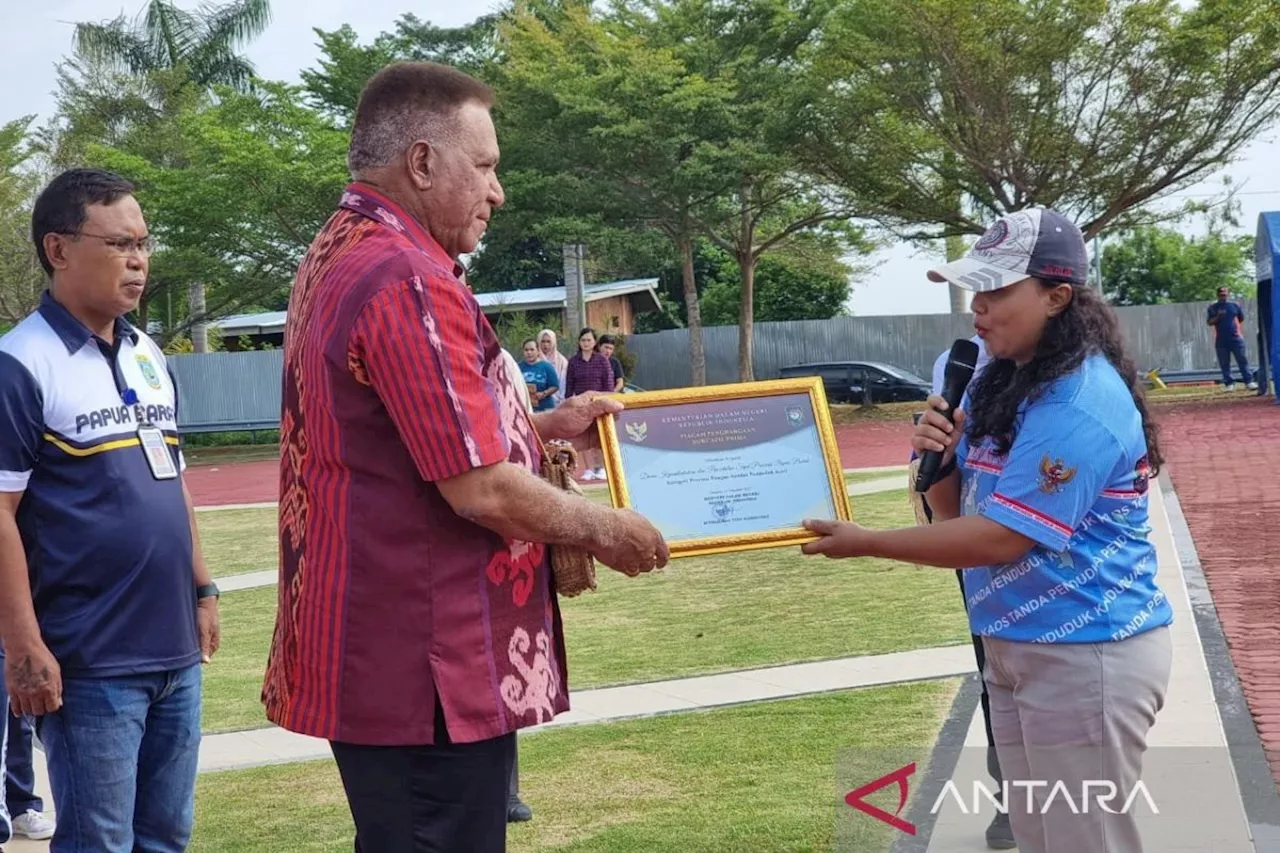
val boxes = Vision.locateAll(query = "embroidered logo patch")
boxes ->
[1038,454,1077,494]
[136,353,163,390]
[974,220,1009,251]
[1132,454,1151,495]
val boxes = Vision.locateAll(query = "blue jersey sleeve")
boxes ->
[979,403,1124,552]
[0,352,45,492]
[542,361,559,389]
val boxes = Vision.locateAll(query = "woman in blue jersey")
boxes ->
[804,209,1171,853]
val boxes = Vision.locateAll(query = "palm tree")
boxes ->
[72,0,272,350]
[73,0,271,93]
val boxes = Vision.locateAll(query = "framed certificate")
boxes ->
[597,377,852,558]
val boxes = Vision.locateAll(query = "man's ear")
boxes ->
[405,140,435,191]
[43,233,72,272]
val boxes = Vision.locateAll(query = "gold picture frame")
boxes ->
[596,376,852,558]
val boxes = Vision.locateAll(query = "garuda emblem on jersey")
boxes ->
[1038,454,1077,494]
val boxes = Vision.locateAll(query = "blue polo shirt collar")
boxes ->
[38,290,139,355]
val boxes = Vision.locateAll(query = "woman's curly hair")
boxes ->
[964,282,1163,475]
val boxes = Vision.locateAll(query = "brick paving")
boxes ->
[1156,394,1280,786]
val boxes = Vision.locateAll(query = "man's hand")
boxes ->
[591,509,670,576]
[198,598,221,663]
[532,391,624,444]
[800,519,876,559]
[5,642,62,716]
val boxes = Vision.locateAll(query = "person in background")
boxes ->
[538,329,568,405]
[912,333,1012,851]
[1207,286,1256,391]
[564,327,614,481]
[519,339,559,412]
[3,708,55,841]
[807,209,1172,853]
[597,334,626,393]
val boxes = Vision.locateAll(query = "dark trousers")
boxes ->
[0,660,47,818]
[958,570,1004,788]
[5,710,43,816]
[330,702,515,853]
[1217,339,1252,385]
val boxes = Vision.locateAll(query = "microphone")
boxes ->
[914,338,980,493]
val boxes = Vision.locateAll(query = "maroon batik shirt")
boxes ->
[262,184,570,745]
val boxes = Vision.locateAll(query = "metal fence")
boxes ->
[625,299,1262,389]
[169,348,283,433]
[166,299,1260,432]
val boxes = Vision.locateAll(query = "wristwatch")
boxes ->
[196,582,220,601]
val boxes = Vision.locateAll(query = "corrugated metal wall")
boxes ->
[626,300,1261,389]
[169,348,283,432]
[165,299,1261,431]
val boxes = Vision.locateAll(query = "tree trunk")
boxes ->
[945,231,968,313]
[137,290,150,332]
[188,281,208,353]
[679,236,707,386]
[736,250,755,382]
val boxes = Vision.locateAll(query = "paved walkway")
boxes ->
[198,644,980,773]
[925,479,1259,852]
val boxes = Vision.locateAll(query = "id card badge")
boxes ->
[137,424,179,480]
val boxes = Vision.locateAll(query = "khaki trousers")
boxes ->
[982,626,1172,853]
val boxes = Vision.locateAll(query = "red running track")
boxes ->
[184,420,918,508]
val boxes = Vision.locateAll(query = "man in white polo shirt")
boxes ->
[0,168,220,853]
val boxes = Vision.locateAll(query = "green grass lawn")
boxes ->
[201,489,968,733]
[196,509,277,577]
[191,680,958,853]
[198,470,905,579]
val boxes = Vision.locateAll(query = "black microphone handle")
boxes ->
[913,401,957,492]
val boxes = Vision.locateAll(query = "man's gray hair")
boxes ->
[347,61,495,176]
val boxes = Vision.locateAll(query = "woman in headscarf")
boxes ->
[537,329,568,407]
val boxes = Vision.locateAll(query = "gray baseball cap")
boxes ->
[927,208,1088,292]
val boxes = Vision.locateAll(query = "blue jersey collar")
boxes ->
[38,289,139,355]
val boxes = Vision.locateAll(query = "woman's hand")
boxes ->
[800,519,877,558]
[911,394,966,468]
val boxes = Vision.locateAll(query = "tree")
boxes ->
[496,3,737,384]
[1101,226,1254,305]
[302,14,500,122]
[64,0,274,349]
[634,0,865,380]
[88,82,349,336]
[803,0,1280,242]
[0,118,44,324]
[697,249,852,326]
[72,0,271,93]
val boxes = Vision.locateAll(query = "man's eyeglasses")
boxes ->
[66,232,156,257]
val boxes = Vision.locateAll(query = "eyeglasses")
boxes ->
[67,232,156,257]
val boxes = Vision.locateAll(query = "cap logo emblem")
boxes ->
[974,220,1009,251]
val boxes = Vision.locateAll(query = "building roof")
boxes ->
[210,279,662,336]
[474,278,661,314]
[211,310,288,336]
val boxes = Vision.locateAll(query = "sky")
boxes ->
[3,0,1278,317]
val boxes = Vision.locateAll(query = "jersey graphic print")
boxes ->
[954,355,1173,644]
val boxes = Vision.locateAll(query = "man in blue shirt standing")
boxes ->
[1207,286,1256,391]
[0,169,220,853]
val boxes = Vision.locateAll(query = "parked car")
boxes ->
[777,361,931,404]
